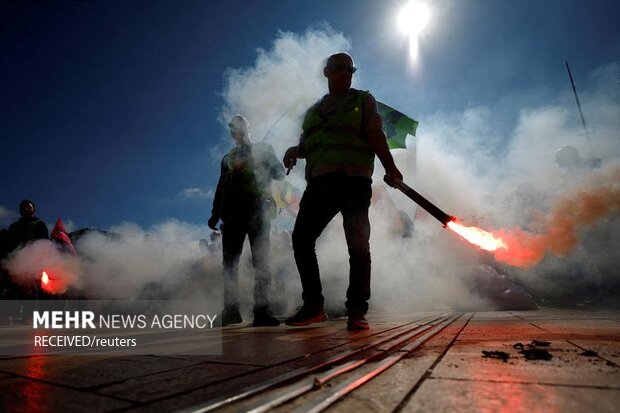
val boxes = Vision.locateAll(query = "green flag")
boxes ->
[377,102,418,149]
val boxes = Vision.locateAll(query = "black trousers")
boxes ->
[222,210,272,311]
[292,173,372,313]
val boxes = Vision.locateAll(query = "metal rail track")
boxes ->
[181,313,458,413]
[292,313,461,413]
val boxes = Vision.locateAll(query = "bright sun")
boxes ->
[398,1,430,36]
[398,1,430,60]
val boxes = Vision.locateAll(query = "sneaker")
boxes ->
[285,304,327,326]
[347,313,369,330]
[253,307,280,327]
[221,304,242,326]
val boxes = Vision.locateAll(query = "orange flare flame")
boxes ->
[447,219,507,252]
[40,270,56,293]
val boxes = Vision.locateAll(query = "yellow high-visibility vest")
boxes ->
[301,89,375,178]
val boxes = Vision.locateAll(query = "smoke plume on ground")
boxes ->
[3,239,81,294]
[493,166,620,268]
[409,62,620,307]
[2,220,222,305]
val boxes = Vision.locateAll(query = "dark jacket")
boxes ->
[7,216,49,247]
[212,142,284,221]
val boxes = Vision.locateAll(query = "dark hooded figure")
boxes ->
[209,114,285,327]
[7,200,48,248]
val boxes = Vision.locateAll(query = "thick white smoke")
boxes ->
[3,239,81,293]
[216,26,620,311]
[402,62,620,308]
[74,220,220,300]
[2,28,618,312]
[219,24,350,154]
[2,220,222,305]
[215,26,501,312]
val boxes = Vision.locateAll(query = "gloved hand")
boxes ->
[283,146,298,169]
[383,165,404,188]
[208,215,219,231]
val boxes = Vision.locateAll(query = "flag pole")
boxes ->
[565,60,595,159]
[259,110,290,143]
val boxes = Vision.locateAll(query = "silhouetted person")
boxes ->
[1,200,48,297]
[283,53,403,330]
[209,115,285,326]
[8,200,48,249]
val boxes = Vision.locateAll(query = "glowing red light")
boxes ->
[39,270,56,293]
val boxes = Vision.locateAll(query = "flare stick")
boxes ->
[384,176,455,227]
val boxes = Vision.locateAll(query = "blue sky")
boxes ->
[1,0,619,230]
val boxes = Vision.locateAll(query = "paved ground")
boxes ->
[0,309,618,412]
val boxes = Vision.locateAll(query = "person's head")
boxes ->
[324,53,356,94]
[228,114,251,145]
[19,199,35,219]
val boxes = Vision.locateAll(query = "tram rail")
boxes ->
[182,312,461,413]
